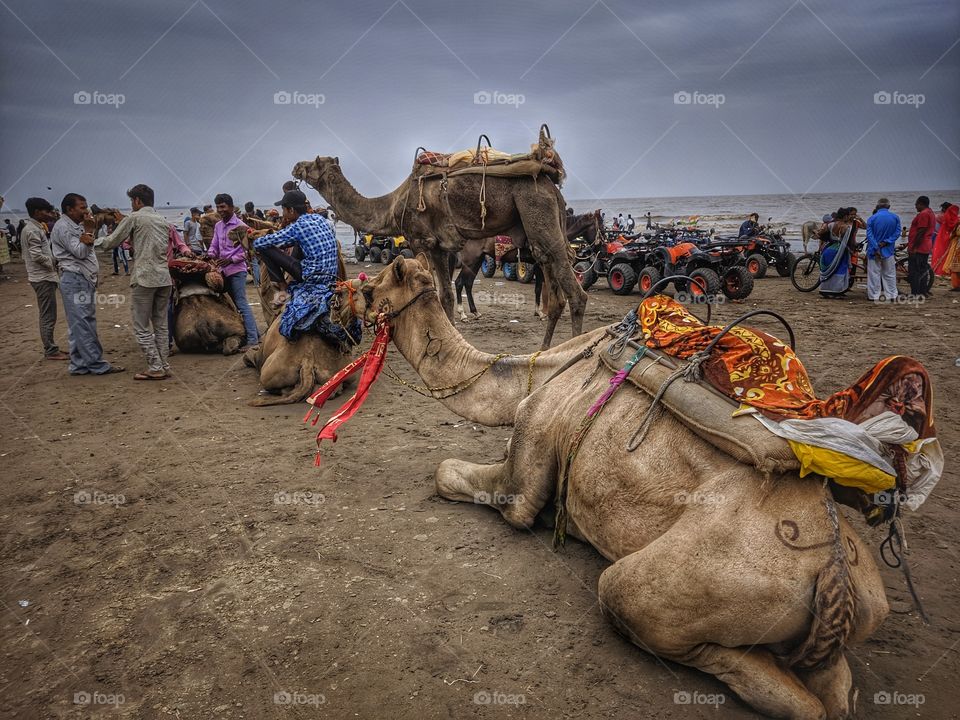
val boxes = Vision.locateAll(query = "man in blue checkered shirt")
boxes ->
[254,189,344,340]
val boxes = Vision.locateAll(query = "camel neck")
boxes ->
[316,169,401,235]
[390,296,603,426]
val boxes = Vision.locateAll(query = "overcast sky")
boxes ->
[1,0,957,210]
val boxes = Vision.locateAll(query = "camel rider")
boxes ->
[738,213,761,238]
[254,190,340,340]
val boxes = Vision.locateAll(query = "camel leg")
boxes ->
[430,248,455,321]
[598,548,826,720]
[796,655,853,720]
[537,265,566,350]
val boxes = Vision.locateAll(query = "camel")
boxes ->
[291,154,587,350]
[172,278,245,354]
[334,256,894,719]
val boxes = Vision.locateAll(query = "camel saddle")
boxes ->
[598,340,800,475]
[412,125,565,186]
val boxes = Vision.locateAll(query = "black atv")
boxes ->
[732,227,796,278]
[574,239,654,295]
[639,241,754,300]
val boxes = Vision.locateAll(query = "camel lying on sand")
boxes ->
[330,256,898,720]
[172,278,245,355]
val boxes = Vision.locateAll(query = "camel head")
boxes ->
[352,254,434,325]
[90,205,121,231]
[292,156,339,192]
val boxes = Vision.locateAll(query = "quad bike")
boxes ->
[354,234,411,263]
[573,238,656,296]
[379,235,414,263]
[640,241,754,300]
[731,227,796,278]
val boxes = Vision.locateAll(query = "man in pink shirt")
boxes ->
[907,195,936,297]
[207,193,259,350]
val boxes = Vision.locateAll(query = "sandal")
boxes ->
[102,366,126,374]
[134,371,167,381]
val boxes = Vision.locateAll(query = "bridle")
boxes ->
[377,286,436,325]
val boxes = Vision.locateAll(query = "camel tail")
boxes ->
[786,496,856,670]
[249,363,317,407]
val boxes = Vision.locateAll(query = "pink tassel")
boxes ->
[587,369,629,417]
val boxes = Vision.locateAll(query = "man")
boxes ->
[22,197,68,360]
[254,189,339,338]
[907,195,936,297]
[98,184,179,380]
[739,213,760,238]
[645,211,653,230]
[207,193,259,351]
[4,218,16,243]
[183,207,204,253]
[865,198,901,302]
[626,214,635,232]
[50,193,123,375]
[617,212,625,230]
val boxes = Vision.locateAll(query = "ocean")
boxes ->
[4,189,956,255]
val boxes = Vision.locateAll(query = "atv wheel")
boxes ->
[722,266,754,300]
[354,244,367,262]
[776,252,796,277]
[502,262,518,281]
[687,268,721,298]
[608,264,638,295]
[481,255,496,278]
[638,266,662,294]
[370,246,383,263]
[746,253,768,279]
[400,248,415,259]
[517,260,536,284]
[574,260,597,289]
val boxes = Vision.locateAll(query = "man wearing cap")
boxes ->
[253,189,341,339]
[22,197,68,360]
[865,199,901,301]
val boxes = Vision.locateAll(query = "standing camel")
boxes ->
[291,156,586,349]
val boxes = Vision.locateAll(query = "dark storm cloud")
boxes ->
[1,0,957,210]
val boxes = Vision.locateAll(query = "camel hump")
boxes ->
[784,502,856,670]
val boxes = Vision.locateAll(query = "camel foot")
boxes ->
[797,655,853,720]
[471,311,482,320]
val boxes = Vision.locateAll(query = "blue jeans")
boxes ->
[59,271,111,374]
[250,257,260,285]
[224,272,259,345]
[112,247,129,274]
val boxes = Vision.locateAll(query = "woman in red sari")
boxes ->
[932,202,958,276]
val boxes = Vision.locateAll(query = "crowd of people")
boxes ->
[17,181,340,380]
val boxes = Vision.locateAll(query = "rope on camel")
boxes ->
[383,353,509,400]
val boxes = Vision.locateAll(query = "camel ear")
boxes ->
[415,252,431,272]
[392,255,405,282]
[334,156,340,166]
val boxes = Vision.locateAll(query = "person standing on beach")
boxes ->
[183,207,204,253]
[907,195,936,297]
[50,193,124,375]
[22,197,68,360]
[98,183,179,380]
[865,199,900,301]
[208,193,259,351]
[645,211,653,230]
[626,214,635,232]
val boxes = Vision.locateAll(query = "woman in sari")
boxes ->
[818,207,854,298]
[936,205,960,291]
[932,202,958,278]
